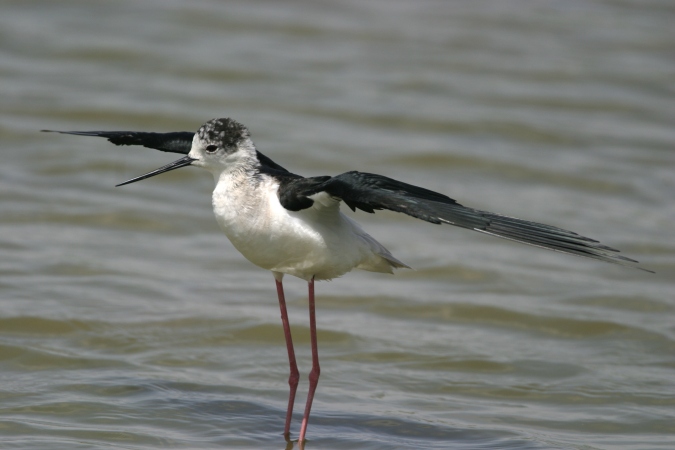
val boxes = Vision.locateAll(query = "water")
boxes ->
[1,1,674,448]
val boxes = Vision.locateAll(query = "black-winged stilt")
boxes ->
[44,118,650,443]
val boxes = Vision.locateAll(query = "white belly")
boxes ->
[211,176,406,280]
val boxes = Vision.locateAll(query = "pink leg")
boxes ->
[275,277,300,438]
[298,277,320,443]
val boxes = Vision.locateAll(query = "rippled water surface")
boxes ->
[1,1,674,449]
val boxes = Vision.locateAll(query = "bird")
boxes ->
[43,117,650,443]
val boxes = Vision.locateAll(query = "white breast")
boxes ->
[211,173,408,281]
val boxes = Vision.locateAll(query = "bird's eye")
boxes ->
[205,144,218,153]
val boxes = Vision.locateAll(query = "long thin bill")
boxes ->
[116,155,197,187]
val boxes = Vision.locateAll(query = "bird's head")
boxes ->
[117,118,255,186]
[189,118,256,172]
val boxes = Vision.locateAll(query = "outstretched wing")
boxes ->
[278,171,650,271]
[41,130,194,154]
[42,129,292,173]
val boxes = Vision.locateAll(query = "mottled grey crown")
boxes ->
[197,118,250,149]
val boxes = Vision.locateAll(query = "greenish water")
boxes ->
[1,1,673,449]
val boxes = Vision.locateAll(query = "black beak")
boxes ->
[116,155,197,187]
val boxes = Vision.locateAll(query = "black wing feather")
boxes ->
[281,171,650,272]
[42,129,292,173]
[41,130,194,154]
[277,175,331,211]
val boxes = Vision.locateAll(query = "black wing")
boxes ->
[279,171,650,272]
[42,129,292,173]
[41,130,195,154]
